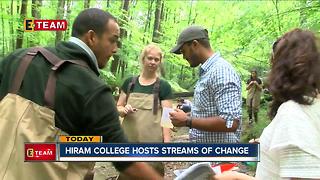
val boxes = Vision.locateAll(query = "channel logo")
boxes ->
[25,143,56,161]
[24,19,67,32]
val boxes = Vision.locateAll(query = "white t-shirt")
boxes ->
[255,98,320,179]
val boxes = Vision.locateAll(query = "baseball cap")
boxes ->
[170,26,209,54]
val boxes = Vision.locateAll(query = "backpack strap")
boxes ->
[153,77,160,115]
[125,76,160,115]
[9,51,36,94]
[125,76,138,104]
[9,47,89,110]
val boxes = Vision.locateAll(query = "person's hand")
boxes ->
[169,109,188,127]
[249,81,255,86]
[249,138,260,143]
[163,136,171,143]
[214,171,254,180]
[123,104,137,115]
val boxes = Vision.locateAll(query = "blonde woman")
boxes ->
[117,44,172,177]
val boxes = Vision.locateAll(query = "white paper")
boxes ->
[174,162,214,180]
[161,107,174,128]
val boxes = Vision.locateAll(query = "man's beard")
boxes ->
[189,52,199,67]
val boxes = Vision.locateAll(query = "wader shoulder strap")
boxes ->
[9,47,89,110]
[153,77,160,115]
[125,76,160,115]
[125,76,138,103]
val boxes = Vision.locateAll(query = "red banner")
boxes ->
[24,19,67,31]
[25,143,56,161]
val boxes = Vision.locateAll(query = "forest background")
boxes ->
[0,0,319,97]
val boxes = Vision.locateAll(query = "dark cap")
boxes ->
[170,25,209,54]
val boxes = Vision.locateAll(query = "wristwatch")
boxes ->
[186,116,192,128]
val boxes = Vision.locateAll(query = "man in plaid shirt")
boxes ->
[169,26,242,143]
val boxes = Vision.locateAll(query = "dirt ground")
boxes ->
[93,127,191,180]
[93,127,255,180]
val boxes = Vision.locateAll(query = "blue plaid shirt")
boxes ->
[190,52,242,143]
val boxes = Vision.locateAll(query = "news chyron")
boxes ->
[24,136,102,161]
[24,19,67,32]
[25,136,259,162]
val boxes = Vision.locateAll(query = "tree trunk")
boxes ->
[179,66,184,84]
[107,0,110,8]
[121,59,126,78]
[192,12,198,24]
[143,0,153,43]
[110,0,130,75]
[110,56,120,74]
[55,0,65,45]
[160,1,165,21]
[173,8,177,24]
[299,0,307,26]
[32,0,42,19]
[164,6,169,22]
[169,64,173,79]
[64,0,72,41]
[147,1,153,34]
[9,0,14,50]
[152,0,162,43]
[16,0,27,49]
[84,0,90,9]
[272,0,282,33]
[1,1,5,56]
[158,0,164,33]
[120,0,129,38]
[187,0,193,25]
[17,0,20,14]
[30,0,42,47]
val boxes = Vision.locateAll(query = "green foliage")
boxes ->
[99,69,117,87]
[1,0,320,91]
[241,104,270,143]
[167,80,188,93]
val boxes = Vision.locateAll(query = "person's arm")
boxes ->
[117,91,129,117]
[116,78,136,117]
[170,80,241,132]
[246,78,254,90]
[161,99,172,142]
[169,109,239,132]
[122,162,162,180]
[254,80,263,91]
[214,171,255,180]
[246,81,254,90]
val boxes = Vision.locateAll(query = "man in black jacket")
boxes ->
[0,8,161,179]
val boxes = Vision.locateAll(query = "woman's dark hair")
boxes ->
[71,8,116,38]
[268,28,320,118]
[249,70,258,80]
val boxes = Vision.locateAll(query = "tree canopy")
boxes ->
[1,0,319,95]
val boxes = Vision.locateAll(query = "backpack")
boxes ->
[125,76,160,115]
[0,47,94,180]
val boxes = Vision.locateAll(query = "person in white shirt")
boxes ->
[215,28,320,179]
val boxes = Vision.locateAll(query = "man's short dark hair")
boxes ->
[185,38,211,48]
[71,8,117,38]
